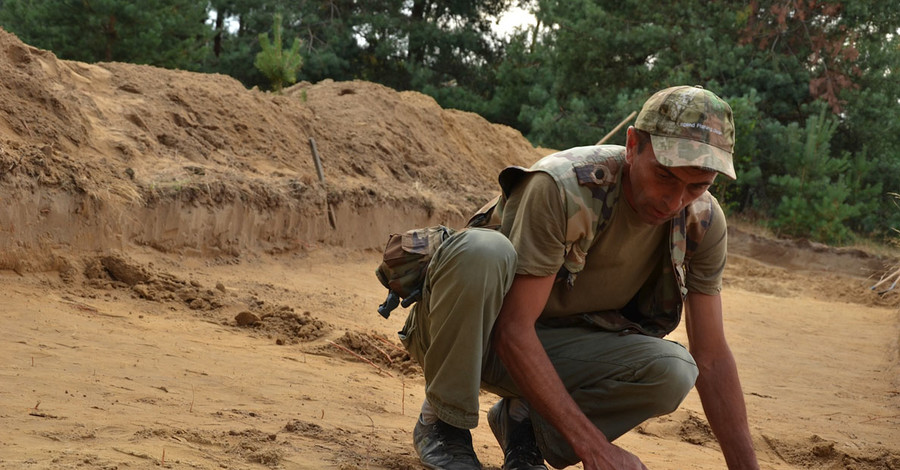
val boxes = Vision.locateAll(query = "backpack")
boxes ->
[374,225,456,318]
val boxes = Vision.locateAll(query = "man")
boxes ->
[398,86,759,469]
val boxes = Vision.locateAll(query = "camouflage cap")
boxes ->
[634,85,736,180]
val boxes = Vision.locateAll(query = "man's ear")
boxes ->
[625,126,637,163]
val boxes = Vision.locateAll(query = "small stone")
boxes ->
[235,311,260,326]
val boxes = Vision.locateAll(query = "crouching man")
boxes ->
[398,86,759,470]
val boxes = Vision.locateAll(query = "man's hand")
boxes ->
[578,440,649,470]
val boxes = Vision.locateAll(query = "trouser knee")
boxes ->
[431,228,516,279]
[643,346,699,416]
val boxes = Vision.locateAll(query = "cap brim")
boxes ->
[650,135,736,180]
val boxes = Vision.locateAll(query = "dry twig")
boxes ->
[327,340,393,377]
[870,267,900,294]
[859,413,900,423]
[361,335,393,365]
[373,335,405,354]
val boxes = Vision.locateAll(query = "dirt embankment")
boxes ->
[0,27,540,273]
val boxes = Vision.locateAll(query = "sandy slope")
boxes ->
[0,28,898,469]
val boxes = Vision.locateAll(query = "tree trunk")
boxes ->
[214,10,224,57]
[104,14,117,62]
[407,0,429,63]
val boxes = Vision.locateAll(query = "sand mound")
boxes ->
[0,27,540,272]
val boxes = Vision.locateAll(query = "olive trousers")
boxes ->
[399,228,699,468]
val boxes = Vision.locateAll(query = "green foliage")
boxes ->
[0,0,209,70]
[353,0,508,102]
[254,13,303,92]
[830,26,900,236]
[202,0,508,102]
[205,0,344,89]
[765,107,872,245]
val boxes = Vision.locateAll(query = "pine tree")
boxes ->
[254,13,302,93]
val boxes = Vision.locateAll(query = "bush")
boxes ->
[765,107,872,245]
[254,13,303,93]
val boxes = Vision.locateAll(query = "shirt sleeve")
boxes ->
[684,196,727,295]
[500,172,567,277]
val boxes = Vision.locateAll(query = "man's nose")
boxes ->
[662,188,684,213]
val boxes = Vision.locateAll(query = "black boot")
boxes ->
[413,415,483,469]
[487,399,548,470]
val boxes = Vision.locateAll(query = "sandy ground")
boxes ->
[0,27,899,469]
[1,244,898,470]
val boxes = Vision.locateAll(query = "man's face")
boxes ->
[623,128,717,226]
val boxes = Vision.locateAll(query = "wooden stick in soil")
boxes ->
[308,137,337,229]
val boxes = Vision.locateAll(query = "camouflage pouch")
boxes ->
[375,225,456,318]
